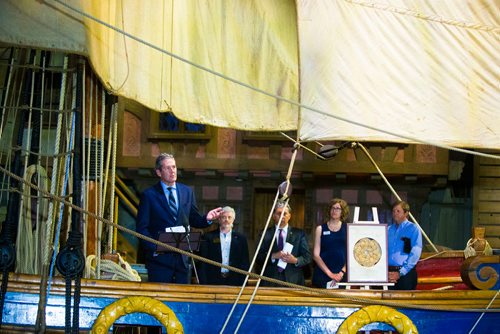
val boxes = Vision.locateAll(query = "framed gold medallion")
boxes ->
[353,237,382,267]
[347,223,388,283]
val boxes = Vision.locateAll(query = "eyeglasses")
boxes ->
[332,207,342,211]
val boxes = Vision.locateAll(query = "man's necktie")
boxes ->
[167,187,178,218]
[278,229,284,251]
[277,229,284,272]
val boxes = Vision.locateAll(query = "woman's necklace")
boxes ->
[327,220,342,232]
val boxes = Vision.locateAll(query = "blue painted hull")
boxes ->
[3,287,500,334]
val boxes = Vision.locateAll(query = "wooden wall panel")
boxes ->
[116,98,450,177]
[478,190,500,201]
[477,213,500,225]
[473,152,500,249]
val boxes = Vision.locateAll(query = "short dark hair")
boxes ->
[155,153,175,170]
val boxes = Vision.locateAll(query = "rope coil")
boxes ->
[85,254,141,282]
[464,238,493,259]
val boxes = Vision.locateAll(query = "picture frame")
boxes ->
[346,223,388,283]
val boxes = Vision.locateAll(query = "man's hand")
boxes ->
[206,207,223,220]
[281,252,297,265]
[272,251,284,260]
[388,271,400,283]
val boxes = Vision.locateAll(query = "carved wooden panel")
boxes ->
[217,128,236,159]
[416,145,437,163]
[122,111,141,157]
[247,146,269,159]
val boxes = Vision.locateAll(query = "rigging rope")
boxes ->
[0,49,35,326]
[0,49,15,140]
[97,86,105,279]
[232,148,298,333]
[16,51,50,276]
[15,165,48,274]
[108,102,119,253]
[468,289,500,334]
[47,72,80,334]
[355,142,439,253]
[220,188,281,334]
[35,53,71,334]
[45,58,71,298]
[101,101,117,255]
[16,50,38,273]
[234,197,292,334]
[34,51,48,277]
[82,68,93,265]
[43,55,68,269]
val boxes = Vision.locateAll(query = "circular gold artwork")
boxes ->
[353,237,382,267]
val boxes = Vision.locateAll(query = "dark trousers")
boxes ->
[146,253,189,284]
[261,267,286,287]
[390,267,417,290]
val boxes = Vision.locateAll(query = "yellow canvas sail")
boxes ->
[1,0,499,148]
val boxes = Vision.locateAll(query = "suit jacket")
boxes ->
[256,226,312,286]
[136,182,210,269]
[199,229,250,286]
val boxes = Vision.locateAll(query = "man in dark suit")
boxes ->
[256,201,312,287]
[199,206,250,286]
[136,153,223,284]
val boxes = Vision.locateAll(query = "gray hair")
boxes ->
[155,153,175,170]
[274,200,291,213]
[221,206,236,217]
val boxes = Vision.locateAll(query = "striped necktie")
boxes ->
[167,187,178,218]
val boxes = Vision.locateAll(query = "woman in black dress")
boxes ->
[312,198,349,288]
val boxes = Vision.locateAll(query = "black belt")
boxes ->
[220,272,229,278]
[388,266,402,272]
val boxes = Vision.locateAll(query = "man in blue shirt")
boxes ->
[387,200,422,290]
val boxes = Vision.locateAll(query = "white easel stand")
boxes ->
[353,206,379,224]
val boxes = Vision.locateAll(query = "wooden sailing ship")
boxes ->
[0,1,499,333]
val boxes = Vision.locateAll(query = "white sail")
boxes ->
[1,0,499,148]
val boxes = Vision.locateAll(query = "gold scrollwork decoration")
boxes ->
[337,305,418,334]
[90,296,184,334]
[460,255,500,290]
